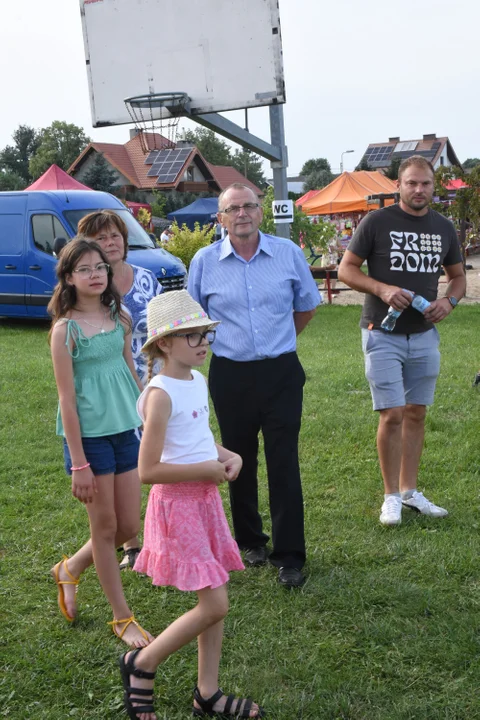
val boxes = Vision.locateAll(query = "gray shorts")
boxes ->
[361,327,441,410]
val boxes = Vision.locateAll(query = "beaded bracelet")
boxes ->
[71,462,91,472]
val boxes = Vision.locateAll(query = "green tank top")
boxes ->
[56,318,141,438]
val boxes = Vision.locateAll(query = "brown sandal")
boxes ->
[108,615,150,645]
[51,556,79,623]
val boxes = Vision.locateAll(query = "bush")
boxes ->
[167,222,215,268]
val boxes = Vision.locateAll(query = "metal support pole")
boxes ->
[269,105,290,239]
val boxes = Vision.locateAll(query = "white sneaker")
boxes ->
[402,491,448,518]
[379,496,403,525]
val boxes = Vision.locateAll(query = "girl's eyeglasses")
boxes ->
[169,329,216,348]
[72,263,110,278]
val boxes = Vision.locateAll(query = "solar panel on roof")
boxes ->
[145,150,160,165]
[145,146,192,184]
[156,173,178,184]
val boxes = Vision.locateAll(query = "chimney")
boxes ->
[423,133,436,141]
[389,137,400,143]
[129,128,140,139]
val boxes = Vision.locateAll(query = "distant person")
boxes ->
[48,238,152,647]
[339,156,465,525]
[215,220,223,242]
[188,183,320,588]
[78,209,163,571]
[119,290,264,720]
[160,226,172,244]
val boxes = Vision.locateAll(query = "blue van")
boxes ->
[0,190,187,318]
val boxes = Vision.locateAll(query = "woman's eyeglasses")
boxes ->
[72,263,110,278]
[169,329,216,347]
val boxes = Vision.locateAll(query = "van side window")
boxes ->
[32,215,67,255]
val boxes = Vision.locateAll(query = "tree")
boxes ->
[300,158,332,176]
[0,169,27,191]
[260,185,336,251]
[29,121,91,179]
[433,164,480,263]
[356,157,372,171]
[463,158,480,169]
[181,128,232,166]
[300,157,334,192]
[81,153,117,193]
[230,149,265,187]
[384,158,401,180]
[0,124,41,183]
[150,189,167,218]
[137,207,152,230]
[303,169,333,192]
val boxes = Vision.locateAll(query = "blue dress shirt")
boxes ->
[188,232,321,361]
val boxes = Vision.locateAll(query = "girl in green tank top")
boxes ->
[48,238,153,649]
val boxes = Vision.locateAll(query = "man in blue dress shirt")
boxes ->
[188,183,320,587]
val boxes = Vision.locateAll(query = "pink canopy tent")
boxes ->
[444,178,469,190]
[295,189,320,207]
[25,164,92,191]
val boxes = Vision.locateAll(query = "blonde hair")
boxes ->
[145,344,167,384]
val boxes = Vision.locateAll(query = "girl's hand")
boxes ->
[202,460,229,486]
[223,454,243,482]
[71,468,97,504]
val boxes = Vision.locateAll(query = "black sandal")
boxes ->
[119,648,157,719]
[119,547,141,571]
[192,686,265,718]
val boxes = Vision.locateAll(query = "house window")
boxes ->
[187,167,195,182]
[32,215,67,255]
[440,157,444,166]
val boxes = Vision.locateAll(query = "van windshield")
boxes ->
[63,209,156,249]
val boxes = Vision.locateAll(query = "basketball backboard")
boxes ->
[80,0,285,128]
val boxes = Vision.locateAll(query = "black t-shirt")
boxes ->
[347,204,462,333]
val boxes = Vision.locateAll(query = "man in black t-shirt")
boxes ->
[338,156,465,526]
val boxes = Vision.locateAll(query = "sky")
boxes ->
[1,0,479,178]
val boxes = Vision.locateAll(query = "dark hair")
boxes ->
[398,155,435,181]
[47,237,129,340]
[77,210,129,260]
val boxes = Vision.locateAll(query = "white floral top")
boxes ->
[122,265,163,385]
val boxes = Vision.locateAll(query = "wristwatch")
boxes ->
[446,296,458,308]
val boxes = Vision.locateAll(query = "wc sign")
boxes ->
[272,199,293,224]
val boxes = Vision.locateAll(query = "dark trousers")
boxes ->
[209,352,306,569]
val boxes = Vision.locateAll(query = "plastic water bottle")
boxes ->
[411,295,431,314]
[380,289,413,332]
[380,307,402,332]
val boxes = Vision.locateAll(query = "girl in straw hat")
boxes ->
[48,238,153,648]
[118,290,264,720]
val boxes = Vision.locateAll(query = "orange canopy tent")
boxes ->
[301,171,398,215]
[25,164,92,191]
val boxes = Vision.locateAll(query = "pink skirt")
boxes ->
[134,481,244,591]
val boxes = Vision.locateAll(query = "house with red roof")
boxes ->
[68,131,263,200]
[359,133,462,172]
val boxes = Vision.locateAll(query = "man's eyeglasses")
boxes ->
[72,263,110,278]
[169,329,217,347]
[220,203,260,215]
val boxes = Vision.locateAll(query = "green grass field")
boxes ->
[1,306,479,720]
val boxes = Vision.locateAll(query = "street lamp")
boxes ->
[340,149,355,173]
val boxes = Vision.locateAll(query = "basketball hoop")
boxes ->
[124,92,191,153]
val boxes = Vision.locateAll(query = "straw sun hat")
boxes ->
[141,290,219,353]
